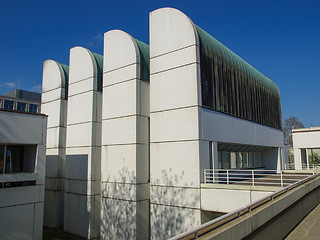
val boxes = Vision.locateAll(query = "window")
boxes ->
[4,100,14,110]
[29,104,38,113]
[17,102,26,112]
[0,144,36,174]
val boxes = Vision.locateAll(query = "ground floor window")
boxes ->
[0,144,36,174]
[218,151,264,169]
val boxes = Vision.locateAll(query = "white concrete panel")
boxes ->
[65,151,89,180]
[293,130,320,148]
[103,64,138,87]
[46,127,60,149]
[150,45,198,74]
[101,144,149,183]
[33,202,44,240]
[0,185,40,208]
[201,188,251,212]
[65,179,100,195]
[68,77,96,96]
[64,193,100,239]
[0,111,45,144]
[150,107,199,142]
[150,64,199,112]
[102,79,137,119]
[42,60,66,93]
[36,144,47,184]
[200,108,284,147]
[66,122,94,147]
[101,198,149,240]
[41,100,65,128]
[150,204,201,240]
[150,141,200,188]
[69,47,97,84]
[67,91,95,125]
[42,88,64,103]
[45,178,64,190]
[0,204,34,240]
[104,30,139,72]
[102,116,148,145]
[101,182,149,201]
[44,190,63,228]
[151,186,200,208]
[150,7,198,58]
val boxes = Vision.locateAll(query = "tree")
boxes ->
[283,116,305,147]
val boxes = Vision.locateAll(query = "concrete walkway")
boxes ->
[285,203,320,240]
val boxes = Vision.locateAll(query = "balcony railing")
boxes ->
[203,169,313,187]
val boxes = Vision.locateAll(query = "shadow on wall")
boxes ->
[151,169,200,240]
[101,166,142,240]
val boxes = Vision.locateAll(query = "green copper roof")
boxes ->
[134,39,150,82]
[91,52,103,91]
[195,25,279,96]
[195,25,282,129]
[61,64,69,100]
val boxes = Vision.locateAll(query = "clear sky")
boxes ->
[0,0,319,126]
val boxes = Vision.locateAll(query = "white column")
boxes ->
[64,47,102,239]
[101,30,150,240]
[150,8,202,239]
[41,60,68,228]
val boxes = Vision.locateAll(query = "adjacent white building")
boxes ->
[0,109,47,240]
[293,127,320,170]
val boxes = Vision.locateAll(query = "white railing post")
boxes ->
[227,170,229,184]
[280,171,283,187]
[252,170,254,186]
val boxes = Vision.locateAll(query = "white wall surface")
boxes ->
[41,60,68,228]
[64,46,102,239]
[101,30,150,240]
[0,111,47,240]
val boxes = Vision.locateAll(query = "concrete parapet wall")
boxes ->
[201,175,320,240]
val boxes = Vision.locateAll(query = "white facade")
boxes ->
[149,8,284,239]
[293,127,320,170]
[101,30,150,240]
[0,110,47,240]
[41,7,285,240]
[41,60,68,228]
[64,47,102,239]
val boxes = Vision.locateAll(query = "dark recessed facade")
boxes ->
[196,26,282,130]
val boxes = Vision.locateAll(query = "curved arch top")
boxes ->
[69,46,103,89]
[104,29,149,82]
[42,60,69,95]
[149,7,199,58]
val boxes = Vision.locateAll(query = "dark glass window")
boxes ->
[196,25,282,130]
[29,104,38,113]
[17,102,26,112]
[4,100,14,110]
[0,145,4,174]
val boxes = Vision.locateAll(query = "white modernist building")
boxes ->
[42,7,285,240]
[293,127,320,170]
[0,109,47,240]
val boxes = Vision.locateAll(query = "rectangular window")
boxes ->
[0,144,36,174]
[17,102,26,112]
[29,104,38,113]
[4,100,14,110]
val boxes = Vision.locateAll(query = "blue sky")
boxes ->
[0,0,319,126]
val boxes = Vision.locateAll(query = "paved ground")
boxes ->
[285,203,320,240]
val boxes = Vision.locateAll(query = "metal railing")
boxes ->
[283,163,320,171]
[170,172,320,240]
[203,169,313,187]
